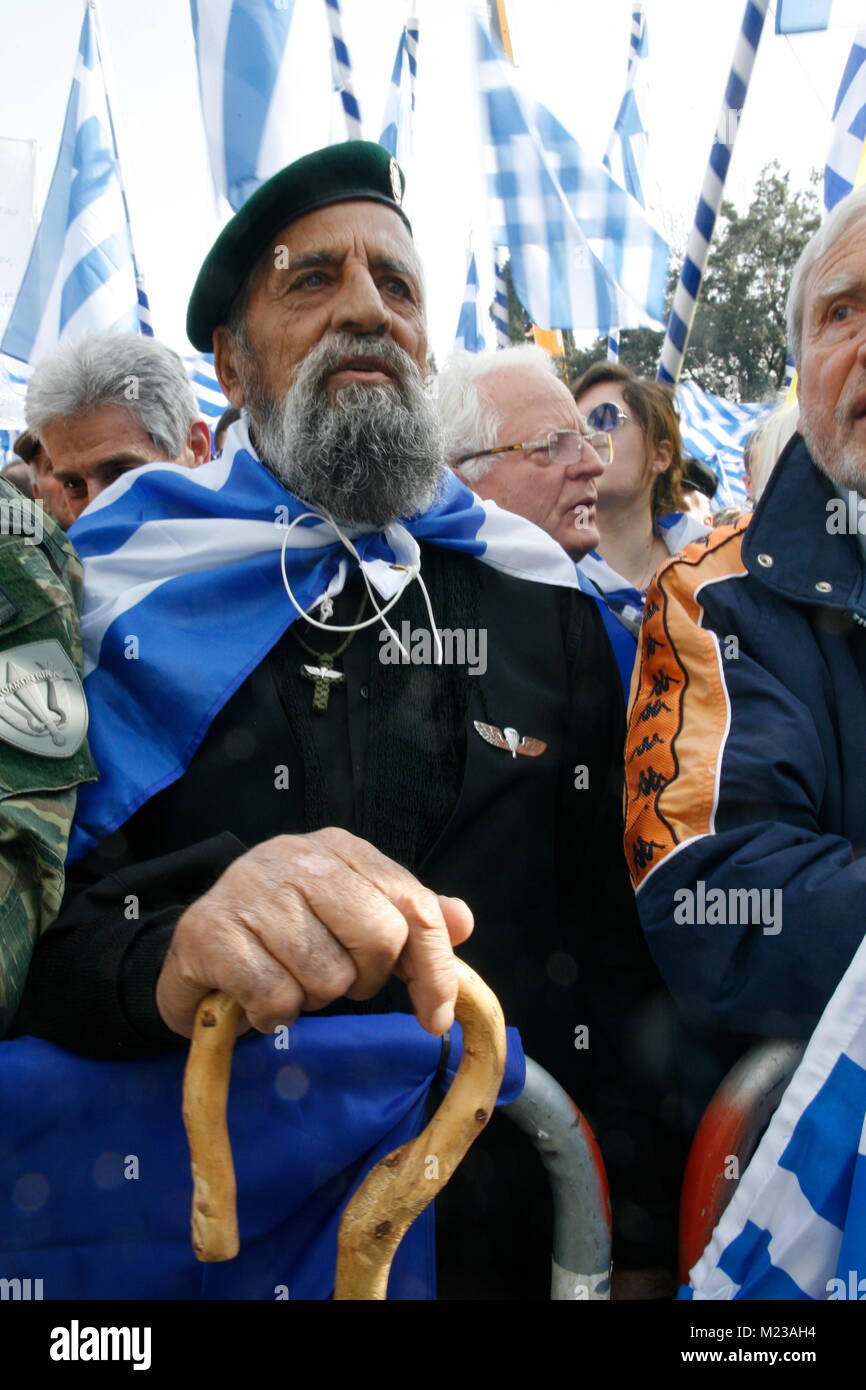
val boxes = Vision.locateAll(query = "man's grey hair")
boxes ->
[25,331,199,459]
[787,184,866,366]
[435,344,557,482]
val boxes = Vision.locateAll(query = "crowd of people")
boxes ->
[0,138,863,1300]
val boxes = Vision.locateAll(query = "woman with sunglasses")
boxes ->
[571,362,709,695]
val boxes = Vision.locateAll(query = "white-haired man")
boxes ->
[624,183,866,1141]
[25,333,211,522]
[437,344,606,560]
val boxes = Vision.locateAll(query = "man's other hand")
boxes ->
[155,827,474,1040]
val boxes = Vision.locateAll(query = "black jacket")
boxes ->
[16,545,678,1295]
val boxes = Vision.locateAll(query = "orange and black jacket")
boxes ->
[625,434,866,1125]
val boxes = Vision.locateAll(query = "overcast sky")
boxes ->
[0,0,860,364]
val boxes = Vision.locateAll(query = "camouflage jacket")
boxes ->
[0,480,97,1034]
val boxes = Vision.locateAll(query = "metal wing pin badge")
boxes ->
[473,721,547,760]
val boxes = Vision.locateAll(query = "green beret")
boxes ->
[186,141,411,352]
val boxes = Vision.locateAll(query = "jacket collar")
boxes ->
[742,434,866,618]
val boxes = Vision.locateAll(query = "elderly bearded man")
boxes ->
[623,183,866,1148]
[14,144,649,1299]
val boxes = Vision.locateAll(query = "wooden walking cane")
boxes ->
[183,958,507,1298]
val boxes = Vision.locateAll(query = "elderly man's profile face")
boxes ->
[798,220,866,493]
[463,369,603,559]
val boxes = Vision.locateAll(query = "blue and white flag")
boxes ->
[453,251,487,354]
[0,1014,525,1300]
[676,380,773,508]
[189,0,297,213]
[476,20,669,334]
[824,28,866,211]
[685,928,866,1300]
[1,8,148,365]
[491,248,510,349]
[67,419,578,860]
[604,5,650,207]
[379,17,418,166]
[324,0,362,140]
[184,352,230,422]
[775,0,832,33]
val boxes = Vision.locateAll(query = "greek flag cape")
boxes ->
[682,928,866,1301]
[68,419,578,861]
[577,512,708,695]
[0,1014,524,1300]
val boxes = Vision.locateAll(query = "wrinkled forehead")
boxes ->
[255,200,425,295]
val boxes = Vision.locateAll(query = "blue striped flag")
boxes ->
[1,8,149,365]
[189,0,297,213]
[685,929,866,1300]
[379,17,418,166]
[453,252,487,354]
[824,28,866,211]
[676,380,773,507]
[324,0,362,140]
[476,20,669,334]
[491,248,510,348]
[67,419,578,859]
[775,0,832,33]
[604,5,650,207]
[183,352,230,421]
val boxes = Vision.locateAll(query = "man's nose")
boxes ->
[331,265,391,338]
[568,443,605,480]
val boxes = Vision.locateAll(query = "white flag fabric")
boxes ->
[686,928,866,1300]
[1,8,147,365]
[824,28,866,211]
[379,18,418,168]
[476,20,669,334]
[189,0,297,212]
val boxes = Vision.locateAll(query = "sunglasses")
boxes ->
[584,401,630,434]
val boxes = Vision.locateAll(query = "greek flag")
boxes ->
[824,29,866,211]
[676,380,773,507]
[453,252,486,354]
[379,17,418,167]
[775,0,832,33]
[491,248,510,349]
[1,8,148,365]
[189,0,297,213]
[476,20,669,333]
[603,5,650,207]
[67,419,578,860]
[0,1015,524,1300]
[685,929,866,1300]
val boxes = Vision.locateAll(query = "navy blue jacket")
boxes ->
[624,435,866,1128]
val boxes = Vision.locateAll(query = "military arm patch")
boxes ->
[0,639,88,759]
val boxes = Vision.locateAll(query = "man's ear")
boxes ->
[213,326,246,407]
[186,419,213,466]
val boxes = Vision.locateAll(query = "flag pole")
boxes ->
[656,0,770,385]
[604,4,649,363]
[485,0,564,359]
[324,0,363,141]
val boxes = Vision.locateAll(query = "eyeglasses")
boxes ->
[456,428,613,468]
[583,401,630,435]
